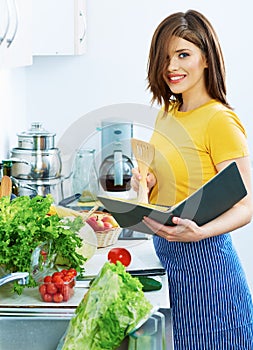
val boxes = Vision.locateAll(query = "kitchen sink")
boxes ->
[0,308,73,350]
[0,307,130,350]
[0,307,173,350]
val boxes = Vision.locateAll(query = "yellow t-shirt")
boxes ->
[149,99,249,206]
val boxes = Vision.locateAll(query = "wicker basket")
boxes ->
[95,227,122,248]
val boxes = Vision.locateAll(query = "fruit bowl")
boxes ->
[95,227,122,248]
[85,211,122,248]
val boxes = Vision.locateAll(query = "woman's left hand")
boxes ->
[142,216,205,243]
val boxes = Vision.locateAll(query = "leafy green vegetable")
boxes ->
[60,262,153,350]
[0,195,86,294]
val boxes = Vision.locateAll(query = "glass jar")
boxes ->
[71,149,99,202]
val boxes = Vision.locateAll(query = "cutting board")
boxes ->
[83,251,146,278]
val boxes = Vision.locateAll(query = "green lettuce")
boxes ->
[61,261,153,350]
[0,195,86,294]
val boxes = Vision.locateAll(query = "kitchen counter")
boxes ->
[0,238,173,350]
[91,238,170,308]
[0,239,170,309]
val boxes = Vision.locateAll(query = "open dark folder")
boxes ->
[97,162,247,235]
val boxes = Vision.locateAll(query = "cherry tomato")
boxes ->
[40,250,47,262]
[63,275,72,282]
[43,275,52,283]
[46,282,58,295]
[53,293,64,303]
[68,268,77,276]
[52,275,64,290]
[52,271,64,279]
[108,247,131,267]
[39,284,47,296]
[43,293,53,302]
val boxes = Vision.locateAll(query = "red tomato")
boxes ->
[108,248,131,267]
[53,293,64,303]
[40,250,47,262]
[61,269,68,276]
[46,282,58,295]
[44,275,52,283]
[68,268,77,276]
[63,275,72,282]
[43,293,53,302]
[39,284,47,296]
[52,275,64,290]
[52,271,64,279]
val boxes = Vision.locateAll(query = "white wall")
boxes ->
[24,0,253,155]
[0,69,27,160]
[0,0,252,290]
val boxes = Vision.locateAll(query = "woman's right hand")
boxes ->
[130,168,157,194]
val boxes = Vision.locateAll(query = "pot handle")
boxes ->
[9,157,31,166]
[19,183,38,194]
[58,193,81,207]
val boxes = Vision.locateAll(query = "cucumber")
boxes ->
[136,276,162,292]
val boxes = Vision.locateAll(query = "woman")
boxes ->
[131,10,253,349]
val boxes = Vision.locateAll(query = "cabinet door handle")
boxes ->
[6,0,19,48]
[79,10,86,43]
[0,0,10,46]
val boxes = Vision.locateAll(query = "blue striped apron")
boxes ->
[153,233,253,349]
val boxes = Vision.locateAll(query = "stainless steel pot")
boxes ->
[17,122,55,150]
[10,122,62,180]
[10,148,62,180]
[17,177,64,204]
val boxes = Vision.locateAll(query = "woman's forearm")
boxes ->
[201,197,253,239]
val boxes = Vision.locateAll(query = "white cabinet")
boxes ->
[0,0,32,69]
[0,0,86,67]
[32,0,86,56]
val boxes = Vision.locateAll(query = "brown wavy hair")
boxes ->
[147,9,232,112]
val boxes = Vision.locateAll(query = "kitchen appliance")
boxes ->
[9,122,64,203]
[98,120,134,192]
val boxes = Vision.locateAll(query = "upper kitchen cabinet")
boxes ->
[0,0,32,69]
[32,0,86,56]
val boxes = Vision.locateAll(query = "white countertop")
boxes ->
[0,239,170,309]
[90,239,170,308]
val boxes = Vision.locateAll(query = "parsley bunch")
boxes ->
[0,195,86,294]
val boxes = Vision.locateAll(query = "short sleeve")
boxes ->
[206,111,249,165]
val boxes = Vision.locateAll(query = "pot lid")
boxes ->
[17,122,56,137]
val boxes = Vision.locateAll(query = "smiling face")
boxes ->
[163,36,209,107]
[148,11,229,112]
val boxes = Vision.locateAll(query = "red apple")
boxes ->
[88,216,97,222]
[101,215,119,228]
[86,217,105,231]
[103,221,113,230]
